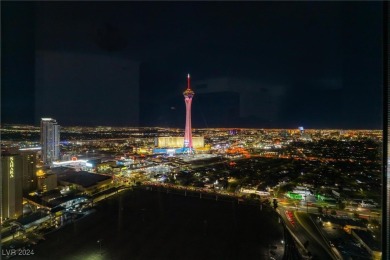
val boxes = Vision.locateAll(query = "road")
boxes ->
[278,206,337,260]
[280,198,381,223]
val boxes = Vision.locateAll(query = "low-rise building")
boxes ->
[57,170,112,195]
[37,172,57,192]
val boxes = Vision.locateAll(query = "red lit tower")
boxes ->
[183,74,195,152]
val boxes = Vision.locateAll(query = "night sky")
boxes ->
[1,2,383,129]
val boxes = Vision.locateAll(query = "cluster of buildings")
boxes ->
[1,118,61,222]
[1,75,384,259]
[1,75,201,223]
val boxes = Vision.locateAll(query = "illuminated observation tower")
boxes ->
[183,74,195,153]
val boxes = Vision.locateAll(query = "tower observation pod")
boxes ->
[183,74,195,153]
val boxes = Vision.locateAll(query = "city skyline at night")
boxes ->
[0,2,386,260]
[0,123,384,259]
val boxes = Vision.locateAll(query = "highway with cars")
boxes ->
[277,205,340,260]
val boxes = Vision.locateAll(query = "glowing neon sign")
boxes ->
[10,157,14,178]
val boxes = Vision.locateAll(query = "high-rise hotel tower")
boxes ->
[1,155,23,222]
[40,118,60,165]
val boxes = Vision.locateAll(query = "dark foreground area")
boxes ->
[19,188,284,260]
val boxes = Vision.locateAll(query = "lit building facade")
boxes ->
[183,74,195,152]
[20,150,37,194]
[156,137,204,149]
[40,118,60,165]
[37,172,57,192]
[1,155,23,222]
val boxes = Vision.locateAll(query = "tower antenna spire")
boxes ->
[187,73,190,89]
